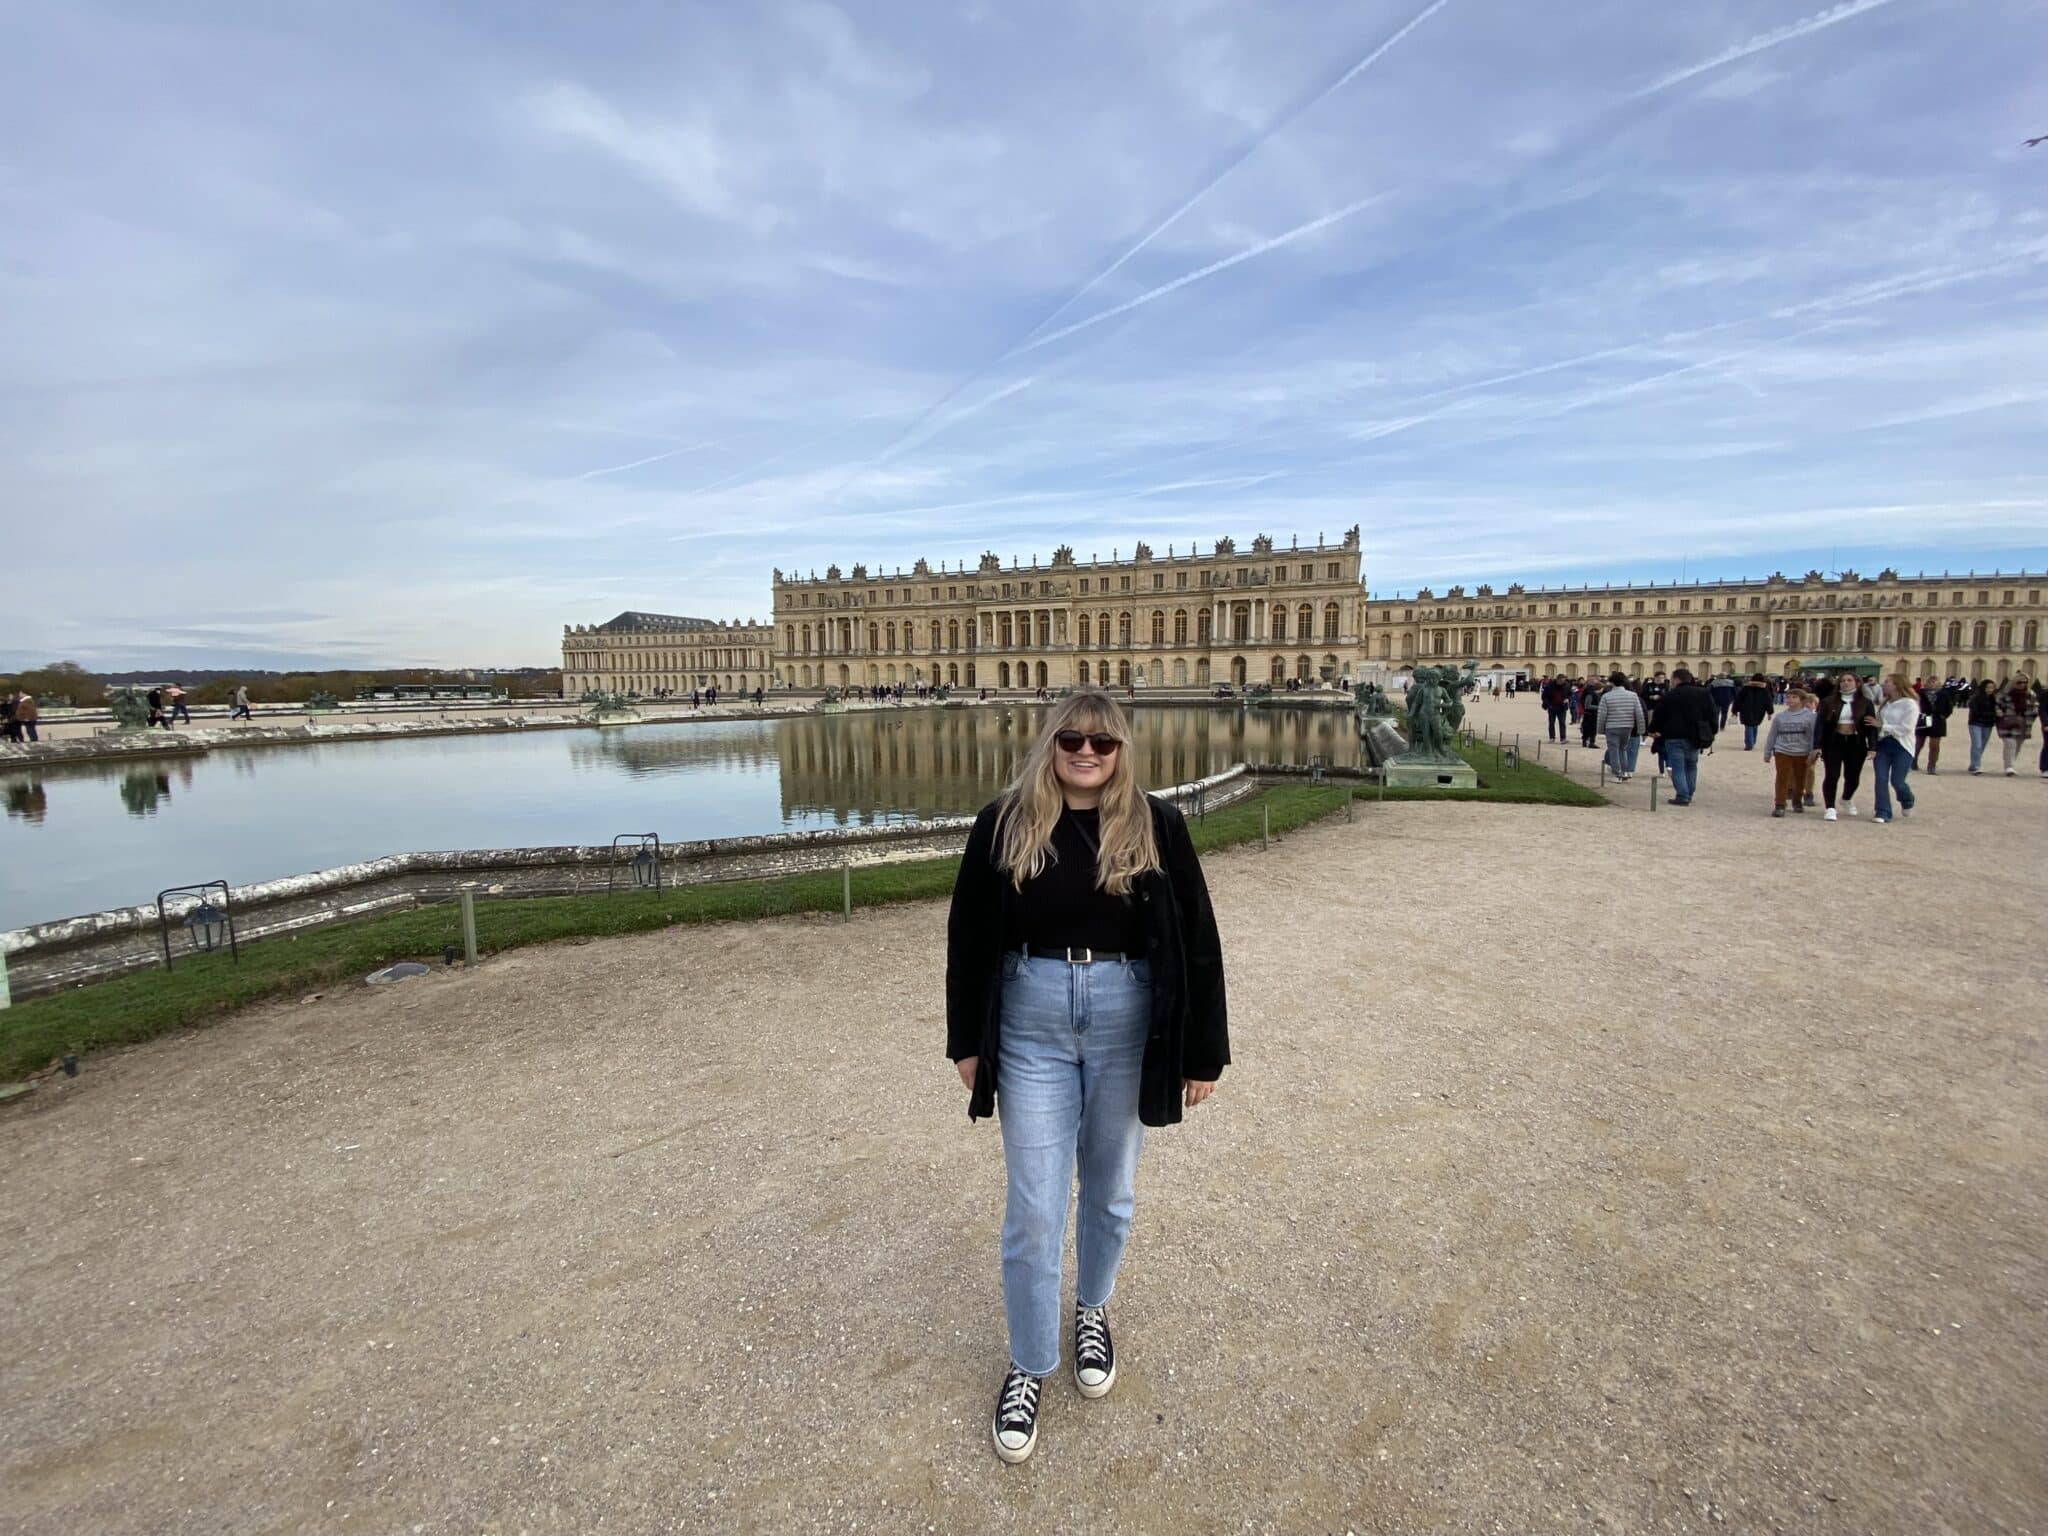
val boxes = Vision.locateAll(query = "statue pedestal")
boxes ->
[1382,755,1478,789]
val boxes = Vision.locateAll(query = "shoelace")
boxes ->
[1075,1306,1109,1363]
[999,1371,1041,1424]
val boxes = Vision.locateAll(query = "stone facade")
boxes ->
[770,529,1367,692]
[1363,568,2048,683]
[561,611,773,698]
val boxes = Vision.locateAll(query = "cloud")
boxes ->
[1627,0,1907,101]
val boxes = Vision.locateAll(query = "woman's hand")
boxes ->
[1183,1078,1216,1109]
[956,1057,978,1091]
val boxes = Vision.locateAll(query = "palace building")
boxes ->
[560,611,774,697]
[769,527,1367,692]
[561,553,2045,697]
[1362,567,2047,683]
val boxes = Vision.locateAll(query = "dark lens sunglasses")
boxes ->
[1054,730,1121,755]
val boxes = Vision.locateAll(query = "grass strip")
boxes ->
[0,784,1357,1077]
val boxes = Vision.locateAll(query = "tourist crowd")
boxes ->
[1517,668,2042,820]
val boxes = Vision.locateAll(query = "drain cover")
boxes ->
[366,961,432,985]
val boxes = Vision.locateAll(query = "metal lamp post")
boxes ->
[155,881,239,973]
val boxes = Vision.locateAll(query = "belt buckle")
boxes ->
[1070,946,1092,964]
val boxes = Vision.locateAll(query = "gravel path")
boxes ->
[3,695,2043,1534]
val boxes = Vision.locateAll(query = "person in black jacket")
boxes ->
[946,689,1227,1465]
[1733,672,1774,749]
[1648,668,1717,805]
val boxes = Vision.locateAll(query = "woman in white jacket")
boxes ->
[1871,674,1919,824]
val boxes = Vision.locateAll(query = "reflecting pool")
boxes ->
[0,705,1359,928]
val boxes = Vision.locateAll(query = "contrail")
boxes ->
[575,442,715,480]
[1016,193,1386,356]
[1628,0,1906,99]
[1020,0,1455,346]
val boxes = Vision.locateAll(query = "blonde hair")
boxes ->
[993,690,1160,896]
[1883,673,1913,701]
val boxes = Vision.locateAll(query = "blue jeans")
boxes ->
[1604,731,1635,778]
[1967,722,1992,770]
[1663,739,1700,801]
[997,952,1152,1376]
[1743,721,1760,750]
[1873,737,1915,817]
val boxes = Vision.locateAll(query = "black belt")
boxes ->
[1012,944,1134,965]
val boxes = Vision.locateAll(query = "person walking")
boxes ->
[229,683,253,721]
[167,683,192,725]
[13,690,37,743]
[1763,689,1818,816]
[1871,675,1919,824]
[0,692,17,744]
[1964,679,1998,773]
[1542,676,1569,742]
[1709,671,1737,731]
[1819,670,1876,821]
[1596,671,1646,781]
[1734,672,1774,750]
[2036,675,2048,778]
[146,684,166,729]
[1648,668,1716,806]
[1915,678,1953,774]
[946,689,1228,1465]
[1995,674,2038,776]
[1578,677,1602,749]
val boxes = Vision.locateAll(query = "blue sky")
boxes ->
[3,0,2045,670]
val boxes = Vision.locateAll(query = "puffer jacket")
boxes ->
[1596,686,1646,737]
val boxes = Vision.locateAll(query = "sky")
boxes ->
[3,0,2045,671]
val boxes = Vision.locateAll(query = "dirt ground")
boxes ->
[3,693,2043,1535]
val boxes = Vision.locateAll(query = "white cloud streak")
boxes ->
[1628,0,1908,100]
[1016,193,1386,355]
[574,442,716,480]
[1020,0,1455,345]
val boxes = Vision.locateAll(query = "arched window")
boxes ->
[1118,611,1133,646]
[930,620,942,650]
[1117,659,1132,687]
[1972,620,1988,648]
[1854,621,1872,649]
[1198,611,1213,645]
[1653,625,1667,652]
[1151,610,1166,646]
[1630,627,1644,655]
[1323,602,1340,641]
[1462,629,1476,654]
[1400,634,1414,659]
[885,622,897,652]
[1586,630,1600,657]
[998,662,1011,688]
[1524,629,1537,654]
[867,622,879,651]
[2025,619,2040,650]
[1784,620,1802,650]
[1174,609,1188,645]
[1675,625,1689,653]
[1997,619,2012,649]
[1271,606,1287,641]
[1819,620,1837,649]
[1544,629,1558,656]
[1078,660,1090,684]
[1297,603,1313,637]
[1894,621,1910,649]
[1947,621,1963,649]
[1566,629,1579,656]
[1920,621,1935,650]
[1077,614,1091,648]
[1377,635,1390,660]
[1099,611,1111,646]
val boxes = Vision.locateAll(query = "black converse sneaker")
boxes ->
[1074,1304,1116,1399]
[992,1365,1043,1463]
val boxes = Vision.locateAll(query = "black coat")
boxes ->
[946,794,1228,1128]
[1650,682,1718,746]
[1734,682,1774,727]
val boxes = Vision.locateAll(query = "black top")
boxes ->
[1012,806,1145,955]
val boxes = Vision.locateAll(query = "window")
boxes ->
[1271,607,1287,641]
[1324,603,1341,641]
[1997,620,2012,649]
[1176,571,1187,589]
[1634,600,1645,614]
[1077,661,1090,685]
[1653,626,1667,652]
[2003,590,2015,604]
[1118,612,1133,646]
[1327,562,1339,578]
[1151,610,1165,645]
[1120,575,1132,592]
[1972,620,1987,648]
[1173,609,1188,645]
[1630,627,1644,655]
[1544,629,1558,655]
[1675,626,1689,653]
[1080,578,1090,594]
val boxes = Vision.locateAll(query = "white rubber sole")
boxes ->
[1076,1361,1116,1400]
[993,1422,1036,1464]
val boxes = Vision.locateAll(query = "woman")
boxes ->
[1965,678,1998,773]
[945,690,1228,1465]
[1578,677,1602,749]
[1871,675,1918,824]
[1914,677,1952,774]
[1995,675,2039,776]
[1818,671,1876,821]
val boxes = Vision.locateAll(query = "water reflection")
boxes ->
[5,780,46,824]
[0,705,1360,929]
[120,771,174,817]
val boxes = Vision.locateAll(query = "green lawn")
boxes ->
[1365,736,1609,807]
[1,784,1367,1078]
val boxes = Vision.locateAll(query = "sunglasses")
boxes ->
[1054,731,1121,755]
